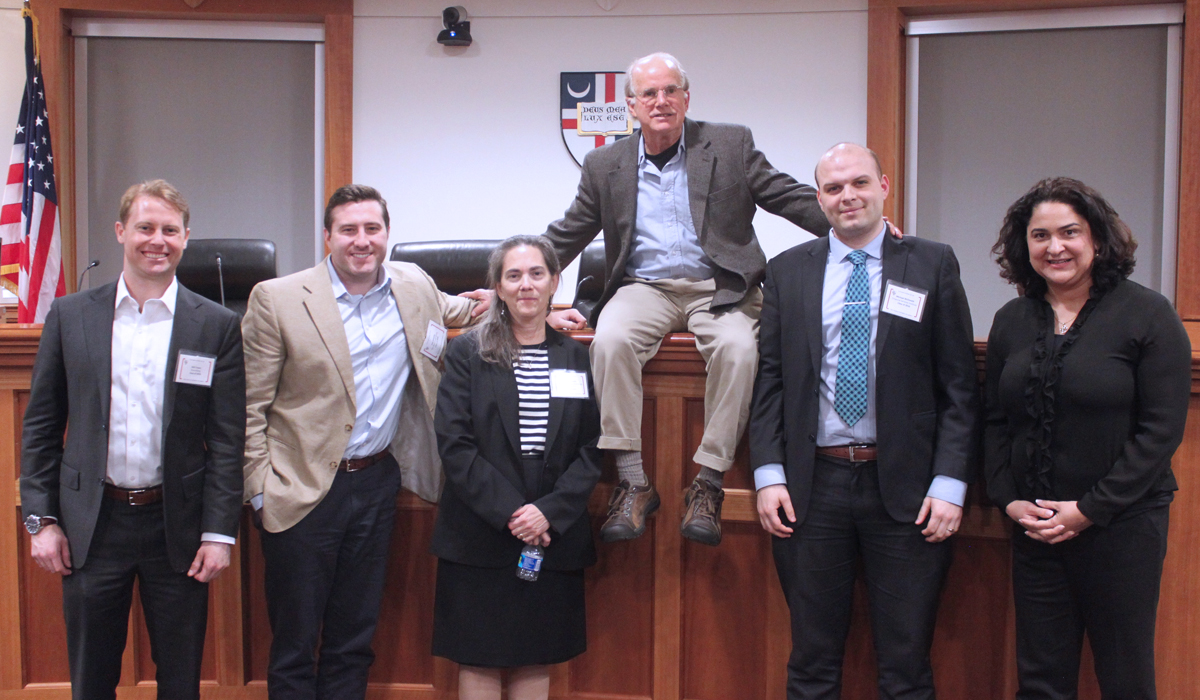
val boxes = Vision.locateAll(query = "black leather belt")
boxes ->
[338,449,389,472]
[816,444,878,463]
[104,484,163,505]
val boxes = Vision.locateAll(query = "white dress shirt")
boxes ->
[754,226,966,506]
[624,131,716,281]
[327,258,410,460]
[108,275,232,544]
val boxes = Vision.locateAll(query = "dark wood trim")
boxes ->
[29,0,354,292]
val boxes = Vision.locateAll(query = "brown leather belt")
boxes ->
[816,444,878,463]
[338,449,389,473]
[104,484,163,505]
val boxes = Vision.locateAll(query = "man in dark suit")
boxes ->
[544,52,829,546]
[750,143,979,700]
[20,180,245,700]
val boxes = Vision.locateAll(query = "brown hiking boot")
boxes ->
[600,480,660,542]
[680,478,724,546]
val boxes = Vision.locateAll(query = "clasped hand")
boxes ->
[509,504,551,546]
[1008,499,1092,544]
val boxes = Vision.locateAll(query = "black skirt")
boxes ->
[432,557,587,667]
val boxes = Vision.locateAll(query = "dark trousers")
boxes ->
[772,457,951,700]
[1012,505,1169,700]
[261,455,401,700]
[61,498,209,700]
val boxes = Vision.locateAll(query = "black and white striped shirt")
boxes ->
[514,345,550,455]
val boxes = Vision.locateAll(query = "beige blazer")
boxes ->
[242,259,476,533]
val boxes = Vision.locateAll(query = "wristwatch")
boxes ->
[24,514,56,535]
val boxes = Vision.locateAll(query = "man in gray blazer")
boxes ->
[21,180,245,700]
[544,52,829,546]
[750,144,979,699]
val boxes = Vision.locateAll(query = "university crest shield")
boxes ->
[560,72,633,167]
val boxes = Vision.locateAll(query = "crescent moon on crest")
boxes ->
[566,82,592,99]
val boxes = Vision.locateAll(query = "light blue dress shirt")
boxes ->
[754,226,966,507]
[624,132,716,281]
[327,258,411,460]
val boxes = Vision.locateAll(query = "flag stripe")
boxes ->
[26,196,57,321]
[2,11,65,322]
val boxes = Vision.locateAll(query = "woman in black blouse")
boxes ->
[985,177,1190,699]
[431,235,601,700]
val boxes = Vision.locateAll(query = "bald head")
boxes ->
[814,143,883,188]
[814,142,890,245]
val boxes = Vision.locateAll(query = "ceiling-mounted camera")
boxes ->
[438,6,472,47]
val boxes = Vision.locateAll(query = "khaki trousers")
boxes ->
[590,278,761,472]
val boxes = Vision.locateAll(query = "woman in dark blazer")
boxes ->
[985,177,1190,699]
[431,235,601,700]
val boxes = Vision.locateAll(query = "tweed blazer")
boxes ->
[544,118,829,324]
[241,259,476,533]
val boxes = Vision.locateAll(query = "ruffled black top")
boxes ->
[983,279,1190,526]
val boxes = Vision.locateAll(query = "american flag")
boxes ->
[0,9,64,323]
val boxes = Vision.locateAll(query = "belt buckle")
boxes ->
[847,445,859,462]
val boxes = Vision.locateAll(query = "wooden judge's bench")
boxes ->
[1,326,1198,699]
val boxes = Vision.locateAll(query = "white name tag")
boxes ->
[175,351,216,387]
[421,321,448,362]
[881,280,928,323]
[549,369,589,399]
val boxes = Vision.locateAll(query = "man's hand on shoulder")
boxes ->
[459,289,494,317]
[30,524,72,575]
[757,484,796,538]
[547,307,587,331]
[188,542,232,583]
[884,217,903,239]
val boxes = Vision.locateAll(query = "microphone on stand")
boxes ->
[214,253,226,308]
[77,259,99,291]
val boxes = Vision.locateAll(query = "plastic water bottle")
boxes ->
[516,544,544,581]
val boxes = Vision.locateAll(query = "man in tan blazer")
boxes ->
[242,184,480,699]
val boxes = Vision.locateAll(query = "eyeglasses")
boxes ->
[634,85,685,103]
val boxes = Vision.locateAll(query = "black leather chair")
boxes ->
[175,238,277,318]
[389,240,500,295]
[572,240,606,320]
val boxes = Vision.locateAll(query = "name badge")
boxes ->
[421,321,448,362]
[549,369,589,399]
[881,280,928,323]
[175,350,216,387]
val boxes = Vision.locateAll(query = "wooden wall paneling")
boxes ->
[568,400,657,699]
[323,11,353,201]
[1177,0,1200,319]
[211,539,246,686]
[241,515,270,686]
[651,386,684,700]
[1155,395,1200,698]
[15,505,70,688]
[679,399,762,700]
[1,389,23,690]
[866,5,906,229]
[369,499,440,692]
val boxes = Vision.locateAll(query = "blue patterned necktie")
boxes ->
[834,249,869,426]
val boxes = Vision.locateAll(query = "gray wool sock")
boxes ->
[697,466,724,489]
[614,450,648,487]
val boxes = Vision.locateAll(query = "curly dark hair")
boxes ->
[991,177,1136,298]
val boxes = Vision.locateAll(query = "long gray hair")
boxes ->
[473,235,562,367]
